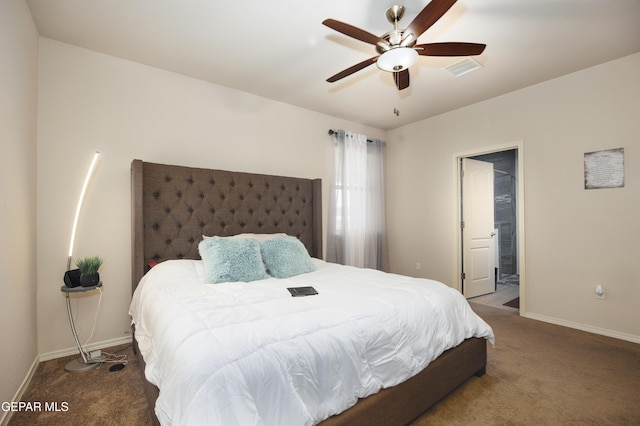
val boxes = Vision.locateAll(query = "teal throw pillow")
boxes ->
[198,236,268,284]
[260,236,316,279]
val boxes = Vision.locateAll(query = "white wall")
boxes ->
[26,11,640,363]
[36,38,385,357]
[0,0,39,416]
[386,53,640,342]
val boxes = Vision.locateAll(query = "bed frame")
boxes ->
[130,159,487,426]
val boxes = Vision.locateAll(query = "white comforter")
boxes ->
[130,259,494,426]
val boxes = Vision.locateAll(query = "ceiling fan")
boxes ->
[323,0,486,91]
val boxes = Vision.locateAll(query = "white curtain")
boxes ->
[327,130,387,270]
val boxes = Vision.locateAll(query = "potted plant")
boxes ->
[75,256,103,287]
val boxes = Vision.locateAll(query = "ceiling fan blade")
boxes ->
[406,0,457,38]
[327,56,379,82]
[394,69,410,90]
[323,19,383,45]
[415,42,486,56]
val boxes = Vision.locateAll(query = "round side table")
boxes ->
[60,282,105,372]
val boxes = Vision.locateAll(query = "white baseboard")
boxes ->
[39,336,132,362]
[522,312,640,344]
[0,355,39,426]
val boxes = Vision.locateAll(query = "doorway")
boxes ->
[455,141,526,313]
[472,150,519,284]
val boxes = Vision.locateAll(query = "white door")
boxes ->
[462,158,496,298]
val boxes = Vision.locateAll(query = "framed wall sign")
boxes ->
[584,148,624,189]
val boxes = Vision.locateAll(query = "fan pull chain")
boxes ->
[394,86,400,116]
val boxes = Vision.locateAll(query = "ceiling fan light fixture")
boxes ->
[400,33,415,47]
[376,47,418,72]
[376,40,391,52]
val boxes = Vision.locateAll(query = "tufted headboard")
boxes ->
[131,160,322,292]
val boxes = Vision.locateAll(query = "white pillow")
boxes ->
[202,233,287,241]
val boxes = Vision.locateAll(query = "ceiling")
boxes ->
[26,0,640,131]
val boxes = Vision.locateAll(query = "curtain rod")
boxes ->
[327,129,373,143]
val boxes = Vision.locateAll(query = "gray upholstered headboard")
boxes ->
[131,160,322,292]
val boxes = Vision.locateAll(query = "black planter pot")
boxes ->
[80,272,100,287]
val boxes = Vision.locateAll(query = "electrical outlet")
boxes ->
[416,262,421,271]
[595,284,605,299]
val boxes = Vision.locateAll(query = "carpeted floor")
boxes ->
[412,303,640,426]
[8,303,640,425]
[7,344,154,426]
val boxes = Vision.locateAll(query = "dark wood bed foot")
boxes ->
[319,337,487,426]
[131,326,137,355]
[133,333,161,426]
[475,366,486,377]
[134,336,486,426]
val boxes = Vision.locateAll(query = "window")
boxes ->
[326,130,387,270]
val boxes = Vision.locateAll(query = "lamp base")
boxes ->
[65,355,106,373]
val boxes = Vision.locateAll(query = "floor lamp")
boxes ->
[61,151,104,372]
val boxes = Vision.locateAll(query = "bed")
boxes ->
[130,159,494,426]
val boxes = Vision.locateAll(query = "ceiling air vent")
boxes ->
[444,58,482,77]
